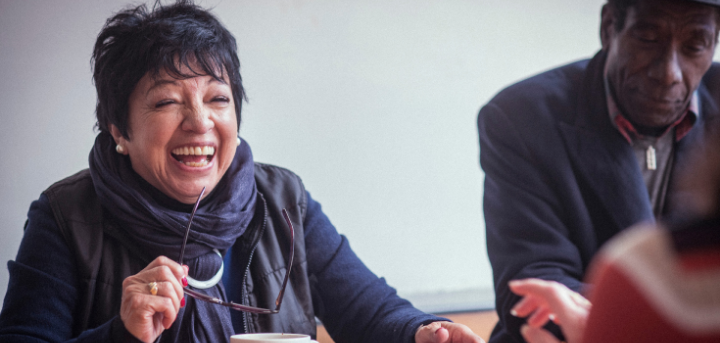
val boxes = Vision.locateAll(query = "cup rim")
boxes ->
[230,333,312,342]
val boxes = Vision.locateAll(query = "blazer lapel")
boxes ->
[559,52,654,234]
[559,123,654,232]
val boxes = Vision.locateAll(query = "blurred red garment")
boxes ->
[583,221,720,343]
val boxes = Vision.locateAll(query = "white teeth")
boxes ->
[172,146,215,156]
[183,160,209,167]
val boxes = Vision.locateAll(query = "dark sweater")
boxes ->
[0,188,442,342]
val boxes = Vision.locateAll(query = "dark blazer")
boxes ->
[477,51,720,343]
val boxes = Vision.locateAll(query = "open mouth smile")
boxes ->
[171,146,216,167]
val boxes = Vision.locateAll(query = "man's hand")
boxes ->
[509,278,591,343]
[415,321,485,343]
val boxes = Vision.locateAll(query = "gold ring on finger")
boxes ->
[148,282,158,296]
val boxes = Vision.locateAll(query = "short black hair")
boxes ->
[606,0,638,32]
[92,0,245,137]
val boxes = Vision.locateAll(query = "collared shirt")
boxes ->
[604,77,698,218]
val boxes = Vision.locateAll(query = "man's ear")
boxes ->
[600,4,615,52]
[109,124,129,155]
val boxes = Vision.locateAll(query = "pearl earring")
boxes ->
[116,144,125,154]
[236,136,241,146]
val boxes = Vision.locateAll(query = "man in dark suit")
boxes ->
[477,0,720,342]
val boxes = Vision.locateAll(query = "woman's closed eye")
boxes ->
[155,99,177,108]
[211,96,230,103]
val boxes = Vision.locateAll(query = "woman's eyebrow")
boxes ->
[208,76,228,85]
[145,79,178,96]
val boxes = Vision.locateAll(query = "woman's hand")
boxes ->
[508,278,591,343]
[415,321,485,343]
[120,256,188,343]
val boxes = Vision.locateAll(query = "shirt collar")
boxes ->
[603,73,698,143]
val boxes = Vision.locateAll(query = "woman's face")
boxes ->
[110,65,238,204]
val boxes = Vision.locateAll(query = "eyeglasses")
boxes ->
[178,186,294,314]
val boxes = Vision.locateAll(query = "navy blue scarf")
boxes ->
[89,132,257,342]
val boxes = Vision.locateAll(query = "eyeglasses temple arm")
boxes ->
[179,186,206,264]
[274,208,295,310]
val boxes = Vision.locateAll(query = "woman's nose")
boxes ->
[181,104,214,133]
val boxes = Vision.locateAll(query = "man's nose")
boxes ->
[647,46,683,87]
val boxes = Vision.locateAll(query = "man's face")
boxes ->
[602,0,718,130]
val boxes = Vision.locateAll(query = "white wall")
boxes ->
[0,0,611,313]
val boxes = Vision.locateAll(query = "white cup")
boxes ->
[230,333,318,343]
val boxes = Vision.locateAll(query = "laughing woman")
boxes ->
[0,1,483,343]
